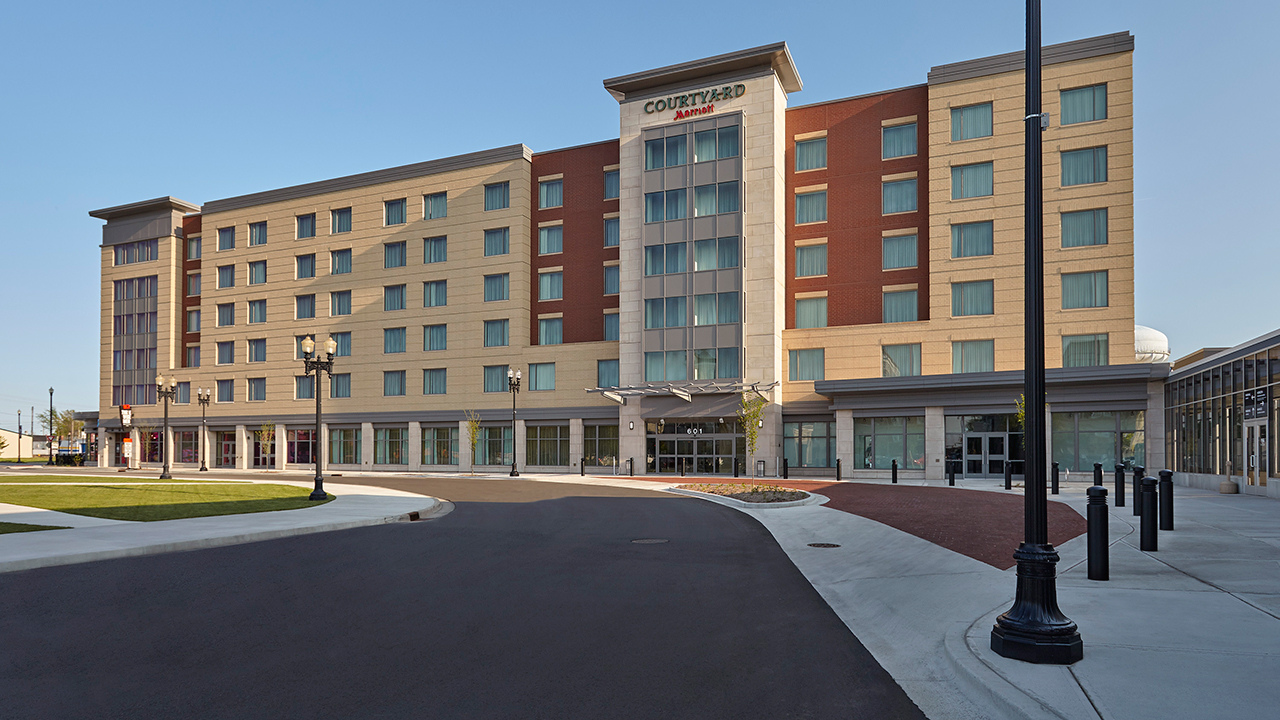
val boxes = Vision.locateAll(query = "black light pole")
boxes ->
[991,0,1082,665]
[507,367,521,477]
[197,388,210,471]
[47,387,54,466]
[300,336,337,500]
[155,375,178,479]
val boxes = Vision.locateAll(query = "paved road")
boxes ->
[0,475,924,719]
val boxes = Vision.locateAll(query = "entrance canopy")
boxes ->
[586,381,778,405]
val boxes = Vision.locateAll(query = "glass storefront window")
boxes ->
[855,416,925,469]
[783,421,834,467]
[422,427,459,465]
[584,425,619,467]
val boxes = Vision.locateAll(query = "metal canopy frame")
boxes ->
[585,381,777,405]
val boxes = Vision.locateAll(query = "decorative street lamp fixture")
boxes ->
[155,375,179,480]
[507,367,521,477]
[196,387,211,471]
[47,387,54,466]
[300,335,338,501]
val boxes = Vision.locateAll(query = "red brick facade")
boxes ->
[181,214,202,367]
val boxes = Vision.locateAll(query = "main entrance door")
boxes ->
[1246,422,1268,495]
[646,419,745,475]
[964,433,1007,478]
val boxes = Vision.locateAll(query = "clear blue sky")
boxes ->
[1,0,1275,422]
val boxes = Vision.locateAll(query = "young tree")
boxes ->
[737,393,769,481]
[258,423,276,468]
[464,410,482,476]
[0,434,9,460]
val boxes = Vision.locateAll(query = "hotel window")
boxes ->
[331,290,352,316]
[644,245,664,276]
[604,313,619,341]
[331,207,352,234]
[719,236,739,268]
[668,135,689,166]
[384,328,406,353]
[296,294,315,319]
[296,254,315,279]
[1062,147,1107,186]
[694,184,716,217]
[385,198,406,226]
[951,103,993,141]
[664,296,687,328]
[1062,209,1108,248]
[604,217,619,247]
[694,294,717,326]
[424,192,447,219]
[789,349,825,381]
[539,272,563,301]
[796,191,827,224]
[1061,84,1106,125]
[331,249,351,274]
[855,417,925,470]
[187,273,202,296]
[952,280,994,316]
[424,368,447,395]
[718,292,740,324]
[644,351,680,382]
[644,192,663,222]
[217,303,235,327]
[882,123,917,159]
[424,324,447,351]
[604,171,619,199]
[329,428,359,463]
[882,344,922,377]
[529,363,556,391]
[248,260,266,285]
[952,221,994,257]
[330,374,351,399]
[604,265,620,295]
[187,237,201,260]
[384,284,406,311]
[953,340,995,373]
[540,318,563,345]
[186,309,200,333]
[717,347,740,379]
[421,426,458,464]
[539,226,563,254]
[249,222,267,247]
[796,245,827,277]
[297,214,316,239]
[218,227,235,250]
[217,379,234,403]
[1063,334,1109,367]
[484,228,509,256]
[484,182,510,210]
[597,359,619,389]
[186,346,200,368]
[385,241,406,268]
[883,179,918,213]
[784,422,835,468]
[795,138,827,171]
[539,180,563,209]
[717,181,739,213]
[694,349,718,380]
[424,236,447,263]
[383,371,406,397]
[217,341,234,365]
[483,365,509,393]
[795,297,827,329]
[951,163,993,199]
[484,319,509,347]
[1062,271,1108,309]
[332,331,351,356]
[295,376,314,400]
[217,265,235,288]
[424,280,447,307]
[176,382,191,405]
[113,239,158,265]
[248,299,266,324]
[717,126,739,158]
[883,290,918,323]
[248,338,266,363]
[666,189,687,220]
[882,235,917,270]
[484,274,509,302]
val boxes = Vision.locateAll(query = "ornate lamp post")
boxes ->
[300,336,338,500]
[155,375,179,479]
[47,387,54,466]
[197,387,211,471]
[507,367,521,477]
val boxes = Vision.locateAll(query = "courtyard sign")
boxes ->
[644,84,746,120]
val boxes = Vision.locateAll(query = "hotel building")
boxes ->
[90,31,1165,479]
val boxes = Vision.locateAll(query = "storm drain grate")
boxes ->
[807,543,841,548]
[631,538,669,544]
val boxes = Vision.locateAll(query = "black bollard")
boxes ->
[1140,476,1158,551]
[733,458,740,478]
[948,461,955,486]
[1114,464,1126,508]
[1093,462,1103,486]
[628,457,634,476]
[1051,461,1060,495]
[1004,461,1012,490]
[1159,469,1174,531]
[1087,484,1109,581]
[680,458,686,478]
[836,458,841,481]
[891,459,898,484]
[580,458,586,477]
[1132,465,1145,517]
[782,457,789,480]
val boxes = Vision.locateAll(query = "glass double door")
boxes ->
[1246,423,1268,493]
[965,433,1007,478]
[646,419,744,475]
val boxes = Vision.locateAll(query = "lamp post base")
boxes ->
[159,469,172,480]
[509,463,519,477]
[199,463,207,472]
[308,489,328,501]
[991,543,1082,664]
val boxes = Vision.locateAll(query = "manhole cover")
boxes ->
[807,543,841,548]
[631,538,669,544]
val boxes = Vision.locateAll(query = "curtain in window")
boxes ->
[717,126,739,158]
[645,139,664,170]
[217,342,233,364]
[332,291,352,315]
[717,181,739,213]
[796,245,827,277]
[1062,209,1107,247]
[297,214,315,239]
[644,299,664,329]
[249,378,266,401]
[1061,85,1106,125]
[424,281,447,307]
[248,339,266,362]
[665,189,687,220]
[249,222,267,246]
[694,294,717,326]
[644,245,664,276]
[484,320,508,347]
[296,255,315,278]
[645,192,664,223]
[1062,148,1107,186]
[1062,271,1108,309]
[332,250,351,274]
[425,237,447,263]
[484,274,508,301]
[951,103,993,140]
[644,352,664,381]
[665,242,686,273]
[249,261,266,284]
[796,138,827,171]
[426,324,446,350]
[529,364,555,391]
[693,239,716,271]
[295,295,314,319]
[951,164,993,199]
[332,332,351,356]
[665,135,687,166]
[539,272,563,300]
[385,285,405,310]
[295,376,314,400]
[882,291,917,323]
[597,360,619,388]
[218,227,235,250]
[883,180,917,213]
[425,193,447,219]
[1063,334,1109,367]
[384,371,406,396]
[188,274,202,295]
[424,369,447,394]
[384,242,406,268]
[604,313,619,340]
[717,292,740,324]
[951,221,994,257]
[665,350,687,381]
[539,181,562,209]
[796,192,827,223]
[694,185,717,217]
[882,235,917,269]
[249,300,267,324]
[882,124,916,159]
[881,344,921,377]
[218,266,235,288]
[484,183,509,210]
[385,200,406,226]
[717,347,740,378]
[694,349,717,380]
[384,328,406,353]
[483,366,507,393]
[604,171,619,200]
[718,236,739,268]
[539,319,562,345]
[952,281,994,316]
[795,297,827,328]
[603,266,619,295]
[694,130,716,162]
[665,296,686,327]
[789,349,825,381]
[332,208,352,233]
[484,228,509,256]
[953,340,995,373]
[604,218,619,247]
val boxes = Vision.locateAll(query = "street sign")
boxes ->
[122,437,133,459]
[120,404,132,428]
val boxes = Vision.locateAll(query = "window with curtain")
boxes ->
[645,138,664,170]
[1061,84,1106,125]
[789,349,825,381]
[539,226,563,254]
[882,344,922,377]
[693,239,716,271]
[951,163,993,199]
[421,426,458,464]
[665,296,687,327]
[604,171,619,200]
[665,135,687,166]
[644,192,664,223]
[882,123,917,159]
[217,341,234,364]
[424,369,447,395]
[217,379,234,402]
[248,260,266,285]
[425,192,447,219]
[186,309,200,333]
[218,227,235,250]
[539,272,563,300]
[717,181,739,213]
[1063,334,1109,367]
[527,425,570,465]
[384,199,406,226]
[796,191,827,224]
[644,299,664,329]
[784,422,835,468]
[484,319,509,347]
[694,294,716,326]
[331,208,352,234]
[882,179,917,213]
[331,249,351,274]
[186,346,200,368]
[478,426,512,465]
[484,274,509,302]
[374,428,407,463]
[248,338,266,362]
[796,138,827,171]
[329,427,358,461]
[796,245,827,277]
[718,292,740,324]
[539,318,562,345]
[248,378,266,401]
[424,236,447,263]
[951,221,994,257]
[249,221,268,246]
[665,188,687,220]
[384,241,406,268]
[795,297,827,328]
[694,185,716,217]
[483,365,508,393]
[484,182,509,210]
[1062,209,1107,247]
[332,332,351,357]
[597,359,619,388]
[295,376,314,400]
[883,290,918,323]
[665,350,687,381]
[383,371,406,397]
[882,235,917,270]
[217,303,234,326]
[604,217,619,246]
[529,363,555,391]
[1062,270,1108,309]
[604,266,619,295]
[693,349,716,380]
[384,284,406,311]
[594,314,614,343]
[331,290,352,316]
[296,254,315,279]
[424,280,447,307]
[187,237,201,260]
[718,126,739,158]
[297,214,315,239]
[657,242,682,274]
[951,280,994,316]
[295,335,314,359]
[1062,147,1107,186]
[539,180,563,209]
[694,130,716,163]
[717,347,740,378]
[296,294,315,319]
[425,324,446,351]
[484,228,509,256]
[951,103,993,140]
[218,265,235,288]
[719,236,739,268]
[187,273,201,296]
[384,327,406,354]
[645,351,664,381]
[953,340,995,373]
[248,299,266,324]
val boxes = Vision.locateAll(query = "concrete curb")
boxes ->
[664,487,829,509]
[940,614,1073,720]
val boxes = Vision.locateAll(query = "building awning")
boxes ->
[586,381,778,405]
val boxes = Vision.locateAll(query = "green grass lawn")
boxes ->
[0,483,333,522]
[0,475,247,484]
[0,521,72,534]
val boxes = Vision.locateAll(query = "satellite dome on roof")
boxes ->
[1134,325,1170,363]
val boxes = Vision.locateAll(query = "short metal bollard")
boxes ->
[627,457,634,476]
[1140,476,1158,551]
[1052,462,1060,495]
[1159,469,1174,531]
[948,461,956,486]
[581,458,586,477]
[679,459,686,477]
[782,458,789,480]
[836,458,841,481]
[891,459,898,484]
[1132,465,1145,517]
[1114,464,1126,508]
[1004,461,1012,490]
[733,458,740,478]
[1093,462,1103,486]
[1087,484,1109,581]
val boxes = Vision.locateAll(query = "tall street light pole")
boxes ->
[197,388,210,471]
[507,367,521,477]
[155,375,179,479]
[47,387,54,466]
[991,0,1082,665]
[300,335,338,501]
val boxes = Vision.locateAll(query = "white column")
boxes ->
[619,404,644,475]
[569,417,584,473]
[130,427,141,469]
[361,422,374,469]
[834,409,854,479]
[235,425,248,470]
[925,406,945,482]
[275,423,287,470]
[408,421,422,471]
[515,419,526,471]
[458,420,473,474]
[98,430,109,468]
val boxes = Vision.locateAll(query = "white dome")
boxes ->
[1134,325,1170,363]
